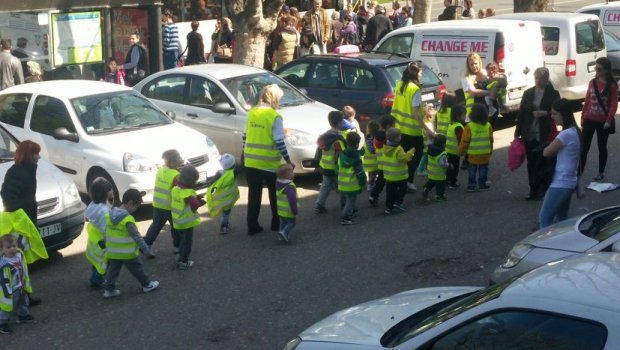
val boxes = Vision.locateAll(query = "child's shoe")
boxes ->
[393,202,407,212]
[220,225,230,235]
[368,196,378,207]
[0,323,12,334]
[422,188,430,200]
[384,208,393,215]
[341,218,354,225]
[278,231,289,243]
[16,314,34,324]
[436,195,447,201]
[142,280,160,292]
[103,289,121,299]
[314,205,327,214]
[448,183,460,189]
[177,261,194,270]
[407,182,417,192]
[479,185,490,191]
[466,186,477,192]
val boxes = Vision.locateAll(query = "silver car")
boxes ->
[491,205,620,284]
[284,253,620,349]
[134,64,337,174]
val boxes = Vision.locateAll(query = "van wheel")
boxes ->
[87,170,120,205]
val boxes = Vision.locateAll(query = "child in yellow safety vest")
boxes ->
[459,103,494,192]
[276,164,297,243]
[0,234,34,333]
[171,165,206,269]
[422,135,450,201]
[368,115,397,207]
[103,189,158,299]
[206,154,239,235]
[85,177,114,288]
[338,132,366,225]
[315,111,346,214]
[381,128,414,214]
[363,120,380,192]
[417,103,437,177]
[446,105,466,189]
[484,62,507,122]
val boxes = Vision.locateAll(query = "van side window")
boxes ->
[376,34,414,56]
[575,21,605,54]
[0,94,31,128]
[542,27,560,55]
[31,96,76,136]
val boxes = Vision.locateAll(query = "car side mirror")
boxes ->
[53,127,79,143]
[166,110,176,120]
[213,102,235,114]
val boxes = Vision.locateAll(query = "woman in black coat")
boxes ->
[514,67,560,200]
[1,140,40,226]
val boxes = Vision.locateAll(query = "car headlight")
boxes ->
[283,336,301,350]
[63,183,81,206]
[123,153,158,173]
[285,128,314,146]
[206,136,220,158]
[501,243,533,269]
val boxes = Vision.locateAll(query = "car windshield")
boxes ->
[385,64,442,89]
[0,128,17,163]
[605,30,620,52]
[71,91,171,135]
[219,72,308,111]
[579,207,620,241]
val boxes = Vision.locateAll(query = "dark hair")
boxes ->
[400,61,422,94]
[551,98,579,130]
[191,21,199,30]
[346,131,361,148]
[595,57,616,96]
[163,9,172,16]
[366,120,381,137]
[469,103,488,125]
[433,134,447,148]
[380,115,396,129]
[162,149,183,167]
[328,111,344,128]
[15,140,40,165]
[121,188,143,205]
[450,104,466,123]
[107,57,117,64]
[89,177,113,204]
[439,92,457,113]
[179,165,199,187]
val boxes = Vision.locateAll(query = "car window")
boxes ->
[31,96,76,136]
[220,72,307,111]
[0,127,18,159]
[71,91,171,134]
[342,65,377,90]
[0,94,31,128]
[277,62,311,86]
[142,76,187,104]
[430,310,607,350]
[189,77,229,108]
[542,26,560,56]
[604,30,620,52]
[376,34,414,56]
[575,20,605,54]
[307,62,340,88]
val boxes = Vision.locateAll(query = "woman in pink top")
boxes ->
[580,57,618,181]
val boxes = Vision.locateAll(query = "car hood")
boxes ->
[521,217,596,252]
[299,287,481,346]
[278,101,334,136]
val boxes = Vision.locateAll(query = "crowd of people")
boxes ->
[438,0,495,21]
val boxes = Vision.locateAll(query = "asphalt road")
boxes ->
[2,111,619,349]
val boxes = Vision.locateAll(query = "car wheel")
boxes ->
[87,169,120,205]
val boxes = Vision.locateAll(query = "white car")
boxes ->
[0,124,85,250]
[0,80,222,203]
[133,64,336,174]
[285,253,620,349]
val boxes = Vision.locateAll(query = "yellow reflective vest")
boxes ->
[105,214,139,260]
[428,151,448,181]
[467,122,492,155]
[319,135,345,172]
[244,107,281,171]
[378,145,410,181]
[362,141,378,172]
[0,249,32,313]
[152,166,179,210]
[0,209,47,263]
[86,223,107,275]
[436,108,451,136]
[276,182,297,219]
[446,122,463,156]
[337,156,362,193]
[171,187,201,230]
[206,169,239,218]
[392,81,424,136]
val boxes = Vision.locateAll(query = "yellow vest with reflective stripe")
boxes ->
[436,108,451,135]
[276,182,297,218]
[86,223,107,274]
[362,142,378,172]
[337,156,362,192]
[446,122,463,155]
[206,169,239,218]
[392,81,424,136]
[0,250,32,313]
[152,167,179,210]
[428,151,448,181]
[171,187,201,230]
[104,214,139,260]
[467,122,492,155]
[319,137,345,171]
[378,147,408,181]
[0,209,48,263]
[244,107,281,171]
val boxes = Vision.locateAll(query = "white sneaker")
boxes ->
[407,182,417,191]
[278,231,289,243]
[142,281,160,293]
[177,261,194,270]
[103,289,121,299]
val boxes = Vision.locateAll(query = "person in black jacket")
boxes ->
[514,67,560,200]
[123,32,149,86]
[1,140,40,227]
[184,21,206,65]
[363,4,393,51]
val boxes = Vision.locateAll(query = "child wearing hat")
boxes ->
[206,154,240,234]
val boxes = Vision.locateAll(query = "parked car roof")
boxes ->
[299,52,413,66]
[2,80,132,99]
[154,64,267,80]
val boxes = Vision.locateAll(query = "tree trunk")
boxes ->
[514,0,549,12]
[413,0,431,24]
[224,0,285,68]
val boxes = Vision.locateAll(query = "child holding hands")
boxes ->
[380,128,414,213]
[276,164,298,242]
[459,103,494,192]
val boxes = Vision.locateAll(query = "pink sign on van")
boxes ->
[604,11,620,26]
[419,35,490,59]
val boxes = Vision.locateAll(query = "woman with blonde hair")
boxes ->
[25,61,43,83]
[243,84,292,235]
[462,53,492,117]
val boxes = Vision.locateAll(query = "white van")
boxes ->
[374,19,544,113]
[578,2,620,38]
[492,13,606,101]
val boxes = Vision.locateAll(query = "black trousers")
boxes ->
[446,154,460,186]
[370,170,385,199]
[386,180,407,209]
[400,134,425,182]
[424,179,446,196]
[525,140,543,195]
[581,118,611,174]
[245,167,278,232]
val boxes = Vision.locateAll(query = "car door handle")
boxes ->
[187,113,198,119]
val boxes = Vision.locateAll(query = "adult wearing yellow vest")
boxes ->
[243,84,293,236]
[144,150,184,253]
[391,62,434,190]
[461,53,492,119]
[458,103,494,192]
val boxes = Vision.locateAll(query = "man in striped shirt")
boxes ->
[162,9,181,69]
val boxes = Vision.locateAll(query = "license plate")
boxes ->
[40,223,61,238]
[422,92,435,102]
[508,89,524,100]
[198,171,207,183]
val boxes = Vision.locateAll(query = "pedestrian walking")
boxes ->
[276,164,298,242]
[338,132,366,225]
[381,127,414,214]
[171,165,205,269]
[446,105,466,189]
[206,154,240,235]
[162,9,181,69]
[183,21,207,65]
[123,31,149,86]
[85,177,114,288]
[363,4,393,51]
[459,103,493,192]
[315,111,346,214]
[0,39,24,91]
[302,0,332,54]
[422,135,450,201]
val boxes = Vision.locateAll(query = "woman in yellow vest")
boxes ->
[243,84,293,236]
[461,53,492,118]
[85,177,114,288]
[171,166,205,269]
[458,103,493,192]
[391,62,434,190]
[206,154,239,235]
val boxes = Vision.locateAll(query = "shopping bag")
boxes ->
[508,138,525,172]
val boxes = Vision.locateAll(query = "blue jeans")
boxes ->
[221,209,231,228]
[539,187,575,228]
[0,293,29,324]
[163,50,179,69]
[342,194,357,219]
[468,164,488,188]
[144,207,180,248]
[316,173,337,208]
[90,266,104,287]
[279,217,296,236]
